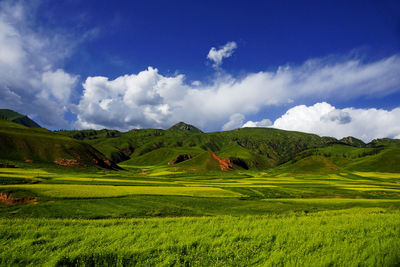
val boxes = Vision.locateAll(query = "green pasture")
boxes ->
[0,184,242,198]
[1,167,400,200]
[0,209,399,266]
[1,165,400,265]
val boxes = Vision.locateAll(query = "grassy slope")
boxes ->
[2,115,400,265]
[0,109,41,128]
[59,127,340,172]
[59,125,400,173]
[276,144,400,173]
[345,147,400,172]
[0,120,118,169]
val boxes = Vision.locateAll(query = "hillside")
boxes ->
[58,124,340,171]
[0,109,41,128]
[0,120,119,169]
[57,122,400,173]
[168,122,203,133]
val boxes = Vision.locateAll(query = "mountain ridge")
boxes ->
[1,109,399,173]
[168,122,203,133]
[56,121,400,173]
[0,109,41,128]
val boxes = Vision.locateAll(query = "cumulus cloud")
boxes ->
[2,3,400,133]
[222,113,245,131]
[74,67,188,130]
[41,69,78,104]
[242,119,272,128]
[271,102,400,142]
[75,52,400,132]
[207,41,237,68]
[0,0,79,127]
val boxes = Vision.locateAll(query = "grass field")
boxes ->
[1,165,400,265]
[1,209,399,266]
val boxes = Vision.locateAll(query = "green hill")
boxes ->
[168,122,203,133]
[345,147,400,172]
[58,125,341,171]
[0,120,119,169]
[340,136,366,147]
[275,143,400,173]
[0,109,41,128]
[10,115,395,173]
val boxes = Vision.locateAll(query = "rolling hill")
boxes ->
[0,119,119,169]
[58,122,400,173]
[0,109,41,128]
[1,109,399,173]
[59,123,342,171]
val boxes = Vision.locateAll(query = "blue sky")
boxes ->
[1,0,400,141]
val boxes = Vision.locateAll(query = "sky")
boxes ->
[0,0,400,142]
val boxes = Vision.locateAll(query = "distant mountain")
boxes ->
[340,136,365,148]
[58,123,339,170]
[0,120,119,170]
[367,138,400,148]
[168,122,203,133]
[57,122,400,173]
[0,114,394,173]
[0,109,41,128]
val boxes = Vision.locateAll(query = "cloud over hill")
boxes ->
[74,54,400,134]
[246,102,400,142]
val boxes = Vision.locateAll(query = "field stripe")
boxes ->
[0,184,243,198]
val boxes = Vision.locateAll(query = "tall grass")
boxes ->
[0,208,399,266]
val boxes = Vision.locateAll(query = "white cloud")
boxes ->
[74,53,400,132]
[1,3,400,134]
[207,41,237,68]
[75,67,188,130]
[191,80,201,86]
[0,0,80,127]
[271,102,400,142]
[41,69,78,104]
[222,113,245,131]
[242,119,272,128]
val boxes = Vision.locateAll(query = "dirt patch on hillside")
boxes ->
[0,192,37,205]
[54,158,87,167]
[211,153,233,171]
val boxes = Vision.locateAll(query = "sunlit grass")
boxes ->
[0,209,399,266]
[0,168,51,174]
[344,187,400,192]
[149,170,184,176]
[0,173,35,178]
[354,172,400,179]
[0,184,243,198]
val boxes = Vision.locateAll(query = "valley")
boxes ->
[0,110,400,265]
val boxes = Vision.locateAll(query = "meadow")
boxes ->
[1,209,399,266]
[1,164,400,265]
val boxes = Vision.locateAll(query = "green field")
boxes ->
[1,118,400,265]
[1,209,399,266]
[1,164,400,265]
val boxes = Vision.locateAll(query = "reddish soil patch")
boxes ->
[0,192,37,205]
[103,159,112,167]
[211,153,233,171]
[54,158,86,167]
